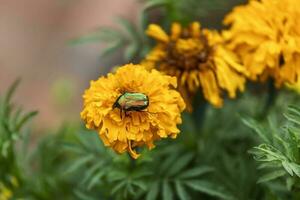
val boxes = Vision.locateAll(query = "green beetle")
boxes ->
[113,92,149,118]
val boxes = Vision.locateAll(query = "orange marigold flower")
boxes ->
[80,64,185,159]
[143,22,247,111]
[224,0,300,87]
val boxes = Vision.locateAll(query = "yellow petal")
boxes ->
[199,70,223,107]
[146,24,169,43]
[190,22,201,38]
[171,22,182,40]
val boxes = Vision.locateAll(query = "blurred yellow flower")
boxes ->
[81,64,185,159]
[0,183,12,200]
[224,0,300,87]
[143,22,247,111]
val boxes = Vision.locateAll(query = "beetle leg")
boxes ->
[127,140,140,159]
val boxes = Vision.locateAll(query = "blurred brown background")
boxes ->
[0,0,140,129]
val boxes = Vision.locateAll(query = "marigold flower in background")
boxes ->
[143,22,247,111]
[224,0,300,87]
[80,64,185,159]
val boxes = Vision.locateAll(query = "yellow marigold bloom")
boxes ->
[80,64,185,159]
[224,0,300,87]
[143,22,247,111]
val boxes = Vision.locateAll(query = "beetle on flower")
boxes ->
[80,64,185,159]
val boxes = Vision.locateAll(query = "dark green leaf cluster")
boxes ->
[0,79,37,184]
[245,105,300,198]
[0,81,76,200]
[65,131,235,200]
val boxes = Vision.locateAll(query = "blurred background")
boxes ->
[0,0,142,129]
[0,0,245,130]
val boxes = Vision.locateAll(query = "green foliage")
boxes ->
[70,15,149,63]
[143,0,228,25]
[245,105,300,198]
[0,79,37,180]
[64,130,233,200]
[0,80,76,199]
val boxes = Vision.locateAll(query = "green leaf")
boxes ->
[175,181,190,200]
[69,31,103,45]
[111,180,127,194]
[76,133,97,151]
[65,154,94,174]
[286,177,294,191]
[87,170,106,190]
[282,161,294,176]
[12,107,22,126]
[124,42,138,61]
[132,180,147,191]
[4,78,21,106]
[168,153,194,176]
[131,170,153,179]
[257,170,286,183]
[1,141,11,157]
[69,28,122,46]
[286,128,299,161]
[81,162,104,185]
[163,180,173,200]
[63,143,85,154]
[289,163,300,177]
[160,154,178,175]
[252,145,286,162]
[74,190,97,200]
[257,162,281,169]
[15,111,38,131]
[178,166,214,179]
[241,117,270,143]
[273,133,294,161]
[101,40,123,57]
[143,0,169,11]
[185,180,233,200]
[115,17,138,39]
[126,182,135,196]
[108,171,127,182]
[146,181,159,200]
[284,105,300,126]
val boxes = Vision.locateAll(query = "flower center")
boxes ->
[164,35,212,71]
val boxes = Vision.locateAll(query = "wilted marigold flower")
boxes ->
[224,0,300,87]
[80,64,185,159]
[143,22,247,111]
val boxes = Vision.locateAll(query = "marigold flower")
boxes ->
[80,64,185,159]
[224,0,300,87]
[143,22,247,111]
